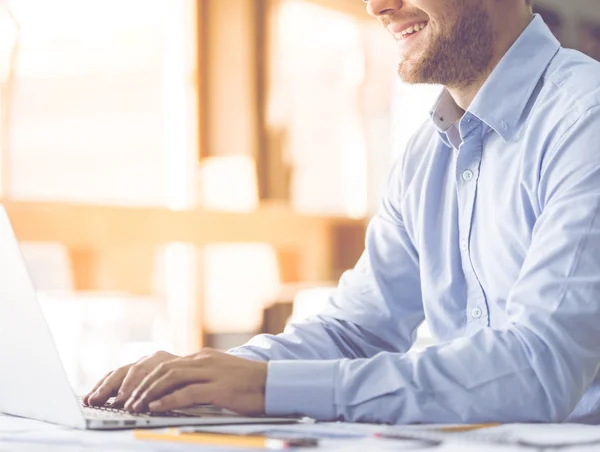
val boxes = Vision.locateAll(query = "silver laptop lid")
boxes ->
[0,206,85,429]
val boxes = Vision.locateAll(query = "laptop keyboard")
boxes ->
[82,405,140,419]
[81,401,189,419]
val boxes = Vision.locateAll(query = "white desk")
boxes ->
[2,413,599,451]
[0,414,405,452]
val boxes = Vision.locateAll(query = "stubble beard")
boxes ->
[397,2,495,89]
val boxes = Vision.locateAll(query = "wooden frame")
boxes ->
[3,200,365,286]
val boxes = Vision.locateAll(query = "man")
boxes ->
[84,0,600,424]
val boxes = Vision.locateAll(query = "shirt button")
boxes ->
[460,240,468,251]
[462,170,474,181]
[471,307,482,319]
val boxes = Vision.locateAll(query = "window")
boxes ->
[2,0,200,393]
[5,0,197,207]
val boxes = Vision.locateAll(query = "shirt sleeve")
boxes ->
[261,106,600,424]
[228,156,426,415]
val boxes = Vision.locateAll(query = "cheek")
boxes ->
[426,19,444,38]
[409,0,435,13]
[414,24,435,50]
[423,20,450,48]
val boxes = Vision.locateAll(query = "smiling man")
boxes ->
[85,0,600,424]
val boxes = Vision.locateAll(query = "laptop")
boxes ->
[0,206,295,429]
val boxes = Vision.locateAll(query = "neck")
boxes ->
[448,13,534,111]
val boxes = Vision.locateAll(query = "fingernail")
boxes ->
[148,401,161,411]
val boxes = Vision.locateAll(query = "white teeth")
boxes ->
[399,22,427,38]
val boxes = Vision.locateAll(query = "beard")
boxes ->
[398,0,495,88]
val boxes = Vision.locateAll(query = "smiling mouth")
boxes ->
[394,21,428,40]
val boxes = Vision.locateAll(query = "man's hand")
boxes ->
[124,348,267,416]
[82,351,180,407]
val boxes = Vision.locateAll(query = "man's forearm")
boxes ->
[263,324,595,424]
[229,315,401,362]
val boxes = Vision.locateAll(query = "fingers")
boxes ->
[148,383,216,413]
[120,350,267,416]
[125,360,204,412]
[88,351,178,408]
[82,371,113,406]
[87,366,130,407]
[111,356,163,407]
[130,366,212,412]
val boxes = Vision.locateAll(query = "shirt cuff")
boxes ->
[265,360,339,420]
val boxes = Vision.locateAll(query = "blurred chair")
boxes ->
[262,302,294,335]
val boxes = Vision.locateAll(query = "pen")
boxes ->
[134,428,319,449]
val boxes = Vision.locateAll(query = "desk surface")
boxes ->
[0,414,386,452]
[2,412,599,451]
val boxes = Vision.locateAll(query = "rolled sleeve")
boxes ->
[265,360,339,420]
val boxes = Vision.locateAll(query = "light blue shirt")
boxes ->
[230,15,600,424]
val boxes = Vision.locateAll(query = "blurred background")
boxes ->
[0,0,598,394]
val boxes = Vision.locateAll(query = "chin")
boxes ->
[397,61,422,84]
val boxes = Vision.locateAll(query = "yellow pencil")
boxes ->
[439,423,501,432]
[134,428,313,450]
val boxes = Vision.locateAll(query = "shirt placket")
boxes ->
[454,119,489,334]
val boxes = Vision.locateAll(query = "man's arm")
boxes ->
[86,153,426,409]
[229,157,426,363]
[263,107,600,424]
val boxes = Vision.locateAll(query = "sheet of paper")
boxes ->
[493,423,600,448]
[382,423,600,449]
[187,420,387,439]
[0,413,59,434]
[187,422,438,451]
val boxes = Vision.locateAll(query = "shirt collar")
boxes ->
[430,14,561,142]
[431,89,464,134]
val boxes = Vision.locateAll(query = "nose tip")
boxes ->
[366,0,403,18]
